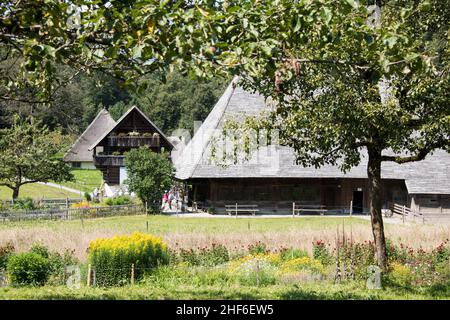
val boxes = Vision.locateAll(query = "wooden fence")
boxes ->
[389,202,425,224]
[2,197,83,208]
[0,204,146,222]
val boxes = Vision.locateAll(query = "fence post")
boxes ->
[349,201,353,217]
[131,264,135,285]
[292,202,295,218]
[87,264,92,287]
[235,203,238,218]
[402,206,405,223]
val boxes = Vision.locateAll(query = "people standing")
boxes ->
[162,191,169,211]
[168,190,175,210]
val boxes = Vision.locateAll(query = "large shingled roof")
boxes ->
[64,109,116,162]
[175,77,450,195]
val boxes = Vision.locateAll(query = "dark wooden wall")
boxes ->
[189,177,408,213]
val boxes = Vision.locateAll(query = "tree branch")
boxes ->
[381,148,430,164]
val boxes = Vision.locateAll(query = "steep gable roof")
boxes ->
[88,105,174,150]
[175,78,450,195]
[64,109,116,162]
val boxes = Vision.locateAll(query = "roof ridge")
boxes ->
[63,108,115,161]
[174,77,239,179]
[192,77,238,175]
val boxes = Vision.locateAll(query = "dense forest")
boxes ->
[0,69,228,138]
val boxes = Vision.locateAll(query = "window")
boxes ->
[72,162,81,168]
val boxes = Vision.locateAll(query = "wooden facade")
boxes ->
[410,194,450,214]
[189,178,408,214]
[90,106,173,185]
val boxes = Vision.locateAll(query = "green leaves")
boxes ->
[125,147,174,210]
[344,0,358,9]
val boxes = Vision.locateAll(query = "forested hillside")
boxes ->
[0,69,228,136]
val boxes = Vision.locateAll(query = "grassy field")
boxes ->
[0,215,449,300]
[0,169,102,200]
[1,280,447,300]
[55,169,103,193]
[0,183,81,201]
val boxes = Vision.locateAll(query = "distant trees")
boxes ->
[124,147,174,213]
[0,118,74,199]
[0,69,226,137]
[110,72,227,134]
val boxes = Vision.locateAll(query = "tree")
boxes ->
[0,0,207,104]
[187,0,450,269]
[0,118,74,199]
[124,147,174,213]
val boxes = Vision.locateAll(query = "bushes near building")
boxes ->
[104,195,132,206]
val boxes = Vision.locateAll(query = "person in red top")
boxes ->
[162,191,169,211]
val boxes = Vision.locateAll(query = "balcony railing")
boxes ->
[108,136,160,147]
[93,155,125,167]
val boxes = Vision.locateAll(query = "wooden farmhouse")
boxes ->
[175,77,450,216]
[88,106,174,186]
[63,109,116,169]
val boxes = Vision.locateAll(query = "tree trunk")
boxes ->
[367,146,387,270]
[12,185,20,200]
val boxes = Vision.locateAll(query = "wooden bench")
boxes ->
[225,204,259,216]
[292,203,327,216]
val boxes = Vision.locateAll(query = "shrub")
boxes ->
[28,243,79,285]
[0,242,15,270]
[178,249,200,266]
[88,232,169,286]
[248,241,268,255]
[104,195,132,206]
[312,240,334,265]
[388,262,413,287]
[7,252,51,286]
[12,197,35,210]
[30,243,50,259]
[84,192,92,202]
[177,244,230,267]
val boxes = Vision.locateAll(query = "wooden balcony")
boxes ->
[108,136,160,147]
[93,155,125,167]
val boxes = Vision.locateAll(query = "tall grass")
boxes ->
[1,216,449,261]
